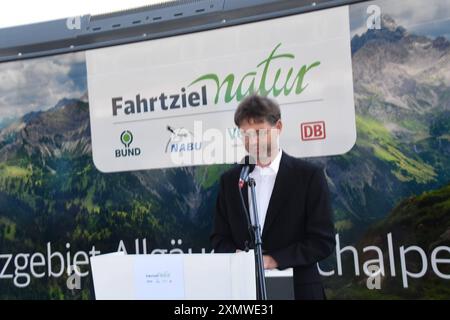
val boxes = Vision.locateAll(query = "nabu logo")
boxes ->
[115,130,142,158]
[165,125,202,153]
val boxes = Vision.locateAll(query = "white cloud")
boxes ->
[0,51,86,119]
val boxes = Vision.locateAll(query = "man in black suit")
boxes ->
[210,94,335,300]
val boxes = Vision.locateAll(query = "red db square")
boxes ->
[301,121,326,141]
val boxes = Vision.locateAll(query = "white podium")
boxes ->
[90,251,256,300]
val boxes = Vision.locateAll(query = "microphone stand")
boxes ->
[247,177,268,300]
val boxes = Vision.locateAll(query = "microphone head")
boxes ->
[240,155,256,172]
[238,155,256,189]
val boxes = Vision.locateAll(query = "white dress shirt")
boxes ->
[248,149,282,232]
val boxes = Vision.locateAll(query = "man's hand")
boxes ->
[237,251,278,269]
[263,255,278,270]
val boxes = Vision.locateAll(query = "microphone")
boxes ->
[239,155,255,189]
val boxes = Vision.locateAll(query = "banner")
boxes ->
[86,6,355,172]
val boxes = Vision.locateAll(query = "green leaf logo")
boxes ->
[120,130,133,148]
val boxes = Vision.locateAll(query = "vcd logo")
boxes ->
[115,130,142,158]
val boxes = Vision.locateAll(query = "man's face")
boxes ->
[239,118,282,166]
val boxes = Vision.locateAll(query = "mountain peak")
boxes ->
[53,98,80,110]
[351,14,408,54]
[432,36,450,51]
[381,14,399,33]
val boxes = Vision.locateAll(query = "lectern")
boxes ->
[90,251,256,300]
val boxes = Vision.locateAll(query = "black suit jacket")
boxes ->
[210,151,336,299]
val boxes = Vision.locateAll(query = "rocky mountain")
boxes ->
[0,99,91,162]
[352,14,450,119]
[309,14,450,239]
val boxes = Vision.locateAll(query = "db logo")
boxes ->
[301,121,326,141]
